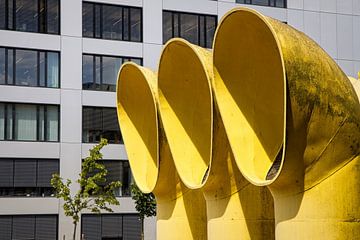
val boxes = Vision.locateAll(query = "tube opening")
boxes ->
[158,39,213,189]
[213,8,286,185]
[117,63,159,193]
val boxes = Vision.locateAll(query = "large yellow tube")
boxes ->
[213,7,360,239]
[116,63,207,240]
[158,38,274,239]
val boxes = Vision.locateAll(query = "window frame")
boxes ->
[235,0,287,8]
[82,106,122,144]
[82,53,142,92]
[0,214,58,240]
[82,1,143,42]
[0,0,61,34]
[162,10,218,48]
[0,158,59,198]
[0,46,61,88]
[0,102,60,142]
[81,213,141,240]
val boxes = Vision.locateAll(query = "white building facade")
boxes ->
[0,0,359,239]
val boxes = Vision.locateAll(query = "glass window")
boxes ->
[46,105,59,142]
[47,0,59,34]
[82,2,94,38]
[180,13,199,45]
[15,104,37,141]
[15,0,38,32]
[0,0,60,33]
[82,2,142,42]
[0,215,58,239]
[82,107,122,144]
[82,214,141,240]
[0,103,4,140]
[163,11,217,48]
[47,52,59,88]
[130,8,141,42]
[0,103,59,142]
[0,48,5,84]
[15,50,38,87]
[102,5,122,40]
[0,47,59,88]
[236,0,286,8]
[0,158,59,197]
[83,54,142,92]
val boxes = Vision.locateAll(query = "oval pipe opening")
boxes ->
[158,39,213,189]
[213,8,286,185]
[117,63,159,193]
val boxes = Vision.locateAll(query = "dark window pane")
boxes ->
[82,215,102,240]
[95,4,101,38]
[163,11,172,44]
[102,108,121,144]
[102,56,121,92]
[0,48,5,84]
[180,13,199,45]
[35,215,58,240]
[39,0,46,33]
[7,0,13,29]
[206,16,216,48]
[46,105,59,141]
[276,0,285,7]
[0,103,4,140]
[0,216,12,239]
[37,160,59,187]
[0,159,14,187]
[7,49,13,85]
[83,55,94,90]
[173,13,179,36]
[130,8,141,42]
[102,5,122,40]
[14,159,37,187]
[47,52,59,88]
[130,58,141,65]
[102,215,122,238]
[12,216,35,239]
[123,215,141,240]
[14,104,37,141]
[199,16,205,47]
[6,104,13,140]
[15,49,38,87]
[95,56,101,90]
[252,0,269,6]
[0,0,5,29]
[123,8,129,41]
[47,0,59,34]
[83,3,94,37]
[39,52,46,87]
[16,0,38,32]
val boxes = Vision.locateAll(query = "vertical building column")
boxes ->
[143,0,163,70]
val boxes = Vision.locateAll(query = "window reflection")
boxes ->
[0,47,59,88]
[163,11,217,48]
[82,54,142,92]
[236,0,286,7]
[15,0,38,32]
[82,2,142,42]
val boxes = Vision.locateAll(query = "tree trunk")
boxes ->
[141,218,144,240]
[73,222,77,240]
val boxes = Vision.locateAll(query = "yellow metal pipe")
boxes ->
[213,7,360,239]
[116,62,207,240]
[158,38,275,240]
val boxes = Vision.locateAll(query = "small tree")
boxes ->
[131,183,156,240]
[51,138,122,240]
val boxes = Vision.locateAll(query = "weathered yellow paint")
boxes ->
[158,38,275,240]
[116,62,207,240]
[213,7,360,239]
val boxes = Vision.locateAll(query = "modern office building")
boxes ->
[0,0,359,239]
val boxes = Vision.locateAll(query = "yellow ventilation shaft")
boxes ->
[158,38,275,240]
[213,7,360,239]
[116,62,207,240]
